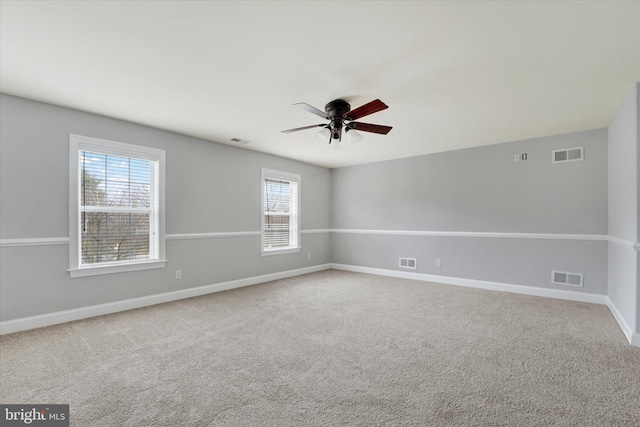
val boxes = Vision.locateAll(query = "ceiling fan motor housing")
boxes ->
[325,99,351,118]
[325,99,351,140]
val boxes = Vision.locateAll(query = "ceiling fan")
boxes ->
[282,99,392,145]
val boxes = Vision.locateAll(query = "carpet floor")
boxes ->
[1,270,639,426]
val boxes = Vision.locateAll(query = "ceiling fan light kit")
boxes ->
[315,127,331,142]
[282,98,393,146]
[345,128,364,144]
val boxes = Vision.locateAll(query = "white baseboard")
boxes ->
[3,263,637,348]
[606,299,640,347]
[330,263,609,305]
[0,263,331,335]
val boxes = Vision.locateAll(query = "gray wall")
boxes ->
[2,88,637,336]
[607,82,639,334]
[0,94,331,321]
[331,129,609,295]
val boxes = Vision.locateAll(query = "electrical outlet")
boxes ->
[435,259,441,267]
[176,270,182,280]
[521,153,528,160]
[307,253,311,260]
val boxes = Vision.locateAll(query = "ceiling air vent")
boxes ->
[552,270,583,287]
[399,257,416,269]
[552,147,583,163]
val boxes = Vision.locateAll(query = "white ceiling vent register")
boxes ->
[552,147,583,163]
[399,257,417,269]
[552,270,583,287]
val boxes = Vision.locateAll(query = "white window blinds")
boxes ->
[80,151,159,265]
[261,169,300,254]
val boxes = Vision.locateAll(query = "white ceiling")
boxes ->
[1,1,638,168]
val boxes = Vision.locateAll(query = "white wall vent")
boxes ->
[552,147,583,163]
[551,270,583,287]
[399,257,416,269]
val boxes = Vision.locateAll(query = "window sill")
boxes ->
[69,260,167,278]
[261,247,301,256]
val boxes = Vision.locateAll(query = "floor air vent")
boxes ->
[552,270,583,287]
[552,147,583,163]
[399,258,416,269]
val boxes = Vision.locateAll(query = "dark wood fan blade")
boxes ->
[293,103,330,120]
[281,124,327,133]
[349,122,393,135]
[343,99,388,120]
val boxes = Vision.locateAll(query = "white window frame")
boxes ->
[261,168,301,256]
[68,134,166,278]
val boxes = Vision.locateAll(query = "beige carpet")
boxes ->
[1,270,639,426]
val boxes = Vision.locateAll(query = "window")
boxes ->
[69,134,166,277]
[261,169,300,255]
